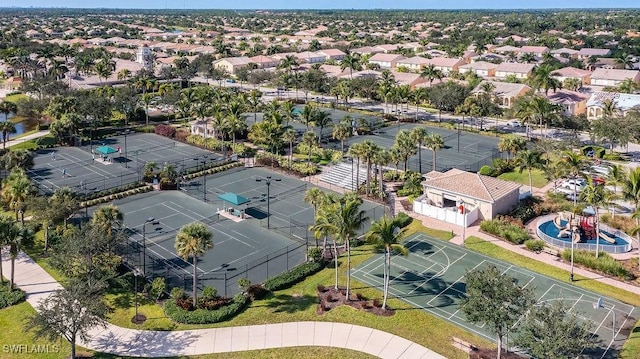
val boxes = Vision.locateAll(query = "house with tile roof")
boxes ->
[551,48,579,59]
[213,56,252,74]
[368,53,406,69]
[413,168,521,226]
[577,48,612,60]
[550,67,592,85]
[424,57,466,75]
[472,81,531,108]
[395,56,430,71]
[586,91,640,119]
[458,61,499,78]
[590,68,640,87]
[317,49,346,61]
[546,90,590,116]
[494,62,536,80]
[519,46,549,55]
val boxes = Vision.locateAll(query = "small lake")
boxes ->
[1,112,39,139]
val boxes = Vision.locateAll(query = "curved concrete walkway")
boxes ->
[3,252,445,359]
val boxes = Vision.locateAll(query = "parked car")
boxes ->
[561,178,586,192]
[591,176,606,186]
[506,119,521,127]
[590,165,611,176]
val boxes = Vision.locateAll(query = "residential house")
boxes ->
[213,56,252,74]
[551,48,579,59]
[389,71,427,89]
[395,56,430,71]
[3,77,22,91]
[368,53,406,69]
[494,62,536,80]
[458,61,499,78]
[586,91,640,119]
[472,81,531,108]
[248,55,279,69]
[519,46,550,56]
[424,57,465,75]
[318,49,346,61]
[577,48,612,60]
[413,169,521,226]
[547,90,590,116]
[294,51,326,64]
[492,45,520,55]
[590,68,640,87]
[375,44,401,53]
[550,67,592,85]
[351,46,384,56]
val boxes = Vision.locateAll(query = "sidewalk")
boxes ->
[5,130,50,148]
[2,251,445,359]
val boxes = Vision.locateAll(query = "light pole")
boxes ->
[593,297,616,344]
[131,267,145,324]
[123,129,130,168]
[142,217,155,277]
[256,176,280,229]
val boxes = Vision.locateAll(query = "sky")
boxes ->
[2,0,640,9]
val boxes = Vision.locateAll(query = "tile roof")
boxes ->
[495,62,536,74]
[591,68,640,81]
[550,67,592,78]
[422,169,521,203]
[459,61,499,71]
[547,90,589,105]
[472,81,531,98]
[369,53,406,62]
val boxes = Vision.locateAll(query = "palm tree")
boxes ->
[420,64,444,87]
[340,53,362,79]
[563,78,582,91]
[348,142,365,193]
[529,64,561,95]
[310,198,339,286]
[410,127,428,173]
[7,223,32,289]
[335,195,368,300]
[280,100,297,127]
[302,131,318,163]
[117,68,131,81]
[0,121,16,149]
[90,204,124,238]
[312,110,333,144]
[630,208,640,271]
[2,169,36,224]
[304,188,325,247]
[282,129,297,164]
[412,87,429,122]
[175,222,213,303]
[515,150,543,194]
[332,120,352,153]
[425,133,445,172]
[394,129,417,172]
[140,93,155,127]
[580,180,612,258]
[360,140,380,196]
[300,104,315,131]
[498,135,525,160]
[0,216,14,284]
[366,215,408,309]
[51,187,78,229]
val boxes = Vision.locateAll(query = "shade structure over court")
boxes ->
[95,145,118,155]
[217,192,250,206]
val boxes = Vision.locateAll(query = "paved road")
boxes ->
[2,251,445,359]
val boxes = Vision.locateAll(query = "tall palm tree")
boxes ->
[335,195,368,300]
[2,169,36,224]
[425,133,445,172]
[90,204,124,238]
[394,129,417,172]
[117,68,132,81]
[0,121,16,149]
[51,187,78,229]
[304,188,325,247]
[630,208,640,271]
[360,140,380,196]
[410,127,429,173]
[280,100,297,127]
[529,64,561,95]
[0,216,14,284]
[515,150,543,194]
[312,110,333,143]
[175,222,213,303]
[282,129,297,164]
[340,53,362,79]
[332,120,352,154]
[310,198,340,286]
[302,131,318,163]
[300,103,315,131]
[348,142,365,193]
[498,135,525,161]
[580,179,612,258]
[7,223,32,289]
[366,215,408,309]
[420,64,444,87]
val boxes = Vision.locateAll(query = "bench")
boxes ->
[452,337,477,353]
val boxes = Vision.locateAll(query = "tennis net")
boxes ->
[129,141,176,155]
[272,183,307,201]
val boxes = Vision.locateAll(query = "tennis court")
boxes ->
[352,234,638,358]
[28,133,217,195]
[182,167,387,243]
[338,123,502,173]
[109,191,305,297]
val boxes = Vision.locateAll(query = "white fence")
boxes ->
[413,195,478,228]
[535,214,633,254]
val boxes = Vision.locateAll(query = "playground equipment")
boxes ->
[554,207,616,244]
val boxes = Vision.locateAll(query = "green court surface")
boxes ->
[352,233,638,358]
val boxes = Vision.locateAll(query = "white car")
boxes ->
[590,165,611,176]
[561,178,586,192]
[506,120,521,127]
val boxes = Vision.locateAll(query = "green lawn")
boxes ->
[3,93,28,103]
[498,168,548,188]
[8,134,56,151]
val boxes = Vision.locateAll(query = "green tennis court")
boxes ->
[352,233,638,358]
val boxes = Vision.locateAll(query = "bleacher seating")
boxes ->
[320,162,367,190]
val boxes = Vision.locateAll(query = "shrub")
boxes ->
[524,239,546,253]
[246,284,268,301]
[600,213,635,233]
[170,287,185,300]
[510,196,546,224]
[263,261,324,291]
[155,124,177,138]
[480,218,529,244]
[0,285,26,309]
[201,286,218,300]
[307,247,323,263]
[603,153,622,161]
[491,158,514,176]
[383,170,403,181]
[479,165,494,176]
[395,212,413,228]
[561,250,634,280]
[147,277,166,302]
[237,278,251,293]
[165,294,249,324]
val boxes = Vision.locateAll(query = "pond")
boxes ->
[1,112,39,139]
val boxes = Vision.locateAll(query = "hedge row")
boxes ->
[81,185,153,207]
[561,250,634,280]
[0,285,26,309]
[263,261,325,292]
[480,218,530,244]
[183,162,242,180]
[164,293,248,324]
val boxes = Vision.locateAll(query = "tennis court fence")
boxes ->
[116,231,307,297]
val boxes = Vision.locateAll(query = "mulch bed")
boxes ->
[470,348,526,359]
[316,285,395,316]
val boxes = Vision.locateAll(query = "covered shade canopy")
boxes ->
[217,192,250,206]
[95,145,118,155]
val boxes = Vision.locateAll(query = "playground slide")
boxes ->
[599,232,616,244]
[557,229,570,238]
[573,232,581,243]
[553,216,563,229]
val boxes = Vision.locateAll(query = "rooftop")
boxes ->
[422,168,521,203]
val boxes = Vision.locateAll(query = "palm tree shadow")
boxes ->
[266,293,317,313]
